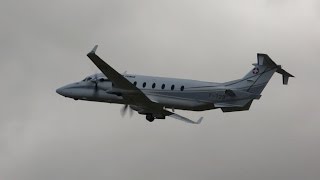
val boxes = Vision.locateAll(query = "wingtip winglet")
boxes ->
[195,117,203,124]
[90,45,98,54]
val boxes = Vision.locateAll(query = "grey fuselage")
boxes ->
[57,73,240,111]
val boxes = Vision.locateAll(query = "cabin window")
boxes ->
[152,83,156,89]
[143,82,146,88]
[171,85,175,90]
[161,84,165,89]
[133,81,137,86]
[180,86,184,91]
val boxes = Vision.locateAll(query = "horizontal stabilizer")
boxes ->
[214,98,254,112]
[215,99,253,108]
[276,67,295,85]
[220,100,254,113]
[224,89,261,99]
[214,102,243,108]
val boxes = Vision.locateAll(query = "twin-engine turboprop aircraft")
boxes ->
[56,45,294,124]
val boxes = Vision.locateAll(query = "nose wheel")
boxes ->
[146,114,155,122]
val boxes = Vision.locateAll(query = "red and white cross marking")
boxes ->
[252,67,259,74]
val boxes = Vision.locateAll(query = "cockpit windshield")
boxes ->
[82,75,109,82]
[82,77,92,81]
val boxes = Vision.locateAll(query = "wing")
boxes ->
[168,112,203,124]
[87,45,203,124]
[87,45,156,107]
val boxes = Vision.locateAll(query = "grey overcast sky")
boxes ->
[1,0,319,180]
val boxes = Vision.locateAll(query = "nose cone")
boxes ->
[56,83,77,97]
[56,87,65,96]
[56,82,89,99]
[56,86,68,96]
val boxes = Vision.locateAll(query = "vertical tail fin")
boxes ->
[256,53,294,85]
[229,54,294,94]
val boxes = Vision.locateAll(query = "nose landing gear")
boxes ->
[146,114,155,122]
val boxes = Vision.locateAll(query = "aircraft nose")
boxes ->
[56,87,66,96]
[56,83,81,98]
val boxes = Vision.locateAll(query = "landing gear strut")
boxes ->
[146,114,155,122]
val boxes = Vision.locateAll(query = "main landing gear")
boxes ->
[146,114,155,122]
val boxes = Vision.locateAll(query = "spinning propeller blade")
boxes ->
[120,105,134,117]
[90,73,99,95]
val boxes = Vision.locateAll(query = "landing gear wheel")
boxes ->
[146,114,155,122]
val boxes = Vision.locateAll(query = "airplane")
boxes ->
[56,45,294,124]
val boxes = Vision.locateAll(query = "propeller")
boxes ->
[90,73,99,95]
[121,104,134,117]
[88,57,99,94]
